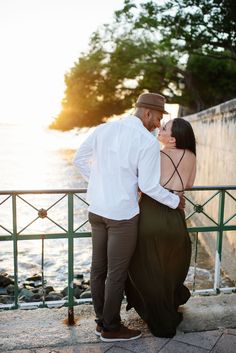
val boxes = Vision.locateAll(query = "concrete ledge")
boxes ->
[0,294,236,352]
[184,97,236,122]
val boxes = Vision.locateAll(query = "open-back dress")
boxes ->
[126,150,192,338]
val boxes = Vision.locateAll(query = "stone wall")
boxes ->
[184,98,236,283]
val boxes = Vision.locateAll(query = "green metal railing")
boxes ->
[0,186,236,315]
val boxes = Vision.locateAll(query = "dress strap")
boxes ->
[161,150,185,191]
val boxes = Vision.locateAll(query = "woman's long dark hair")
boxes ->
[171,118,196,155]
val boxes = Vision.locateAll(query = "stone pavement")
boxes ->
[2,328,236,353]
[1,294,236,353]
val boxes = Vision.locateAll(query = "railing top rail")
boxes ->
[187,185,236,191]
[0,185,236,195]
[0,188,87,195]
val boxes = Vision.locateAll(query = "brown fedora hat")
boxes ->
[135,93,168,114]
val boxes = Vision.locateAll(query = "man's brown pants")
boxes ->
[88,212,139,331]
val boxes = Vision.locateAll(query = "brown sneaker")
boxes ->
[95,324,102,336]
[100,324,142,342]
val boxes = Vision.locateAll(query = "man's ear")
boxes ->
[145,109,150,119]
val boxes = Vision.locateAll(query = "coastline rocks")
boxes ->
[0,273,14,287]
[0,295,13,304]
[0,287,8,295]
[0,272,92,306]
[23,274,43,288]
[80,290,92,299]
[6,284,15,295]
[45,292,64,301]
[61,284,83,299]
[19,288,35,301]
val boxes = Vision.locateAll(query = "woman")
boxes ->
[126,118,196,338]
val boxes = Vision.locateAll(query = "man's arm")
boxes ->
[138,140,180,209]
[73,130,97,181]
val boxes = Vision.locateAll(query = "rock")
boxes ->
[6,284,15,295]
[45,286,54,295]
[26,274,42,282]
[73,279,82,286]
[45,292,64,301]
[81,283,90,291]
[80,290,92,299]
[23,280,42,288]
[0,274,14,287]
[0,295,13,304]
[23,274,43,288]
[30,294,42,302]
[19,288,35,299]
[61,284,83,299]
[75,273,84,280]
[62,295,77,301]
[0,287,8,295]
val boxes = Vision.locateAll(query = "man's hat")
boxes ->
[135,93,168,114]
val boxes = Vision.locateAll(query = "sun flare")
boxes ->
[0,0,124,126]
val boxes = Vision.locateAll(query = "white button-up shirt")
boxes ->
[73,115,179,220]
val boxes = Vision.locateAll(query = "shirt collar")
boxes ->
[123,114,144,128]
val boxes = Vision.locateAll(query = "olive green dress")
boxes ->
[126,193,192,338]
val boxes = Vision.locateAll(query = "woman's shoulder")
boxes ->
[164,147,195,156]
[161,148,196,165]
[184,149,196,163]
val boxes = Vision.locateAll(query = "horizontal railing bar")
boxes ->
[2,228,236,240]
[223,225,236,231]
[0,185,236,196]
[188,225,236,232]
[186,185,236,191]
[0,225,236,241]
[0,189,88,195]
[188,226,223,232]
[1,226,236,239]
[192,287,236,295]
[0,232,92,240]
[0,298,93,310]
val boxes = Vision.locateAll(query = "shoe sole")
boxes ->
[95,330,101,337]
[100,333,142,342]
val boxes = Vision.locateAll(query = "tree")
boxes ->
[116,0,236,61]
[181,51,236,111]
[50,27,182,129]
[50,0,236,130]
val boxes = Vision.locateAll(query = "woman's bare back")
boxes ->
[160,148,196,192]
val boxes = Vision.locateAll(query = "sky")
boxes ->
[0,0,125,125]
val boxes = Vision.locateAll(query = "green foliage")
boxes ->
[182,52,236,111]
[126,0,236,60]
[50,0,236,130]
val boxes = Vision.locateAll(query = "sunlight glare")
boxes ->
[0,0,124,125]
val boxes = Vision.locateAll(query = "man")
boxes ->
[73,93,184,342]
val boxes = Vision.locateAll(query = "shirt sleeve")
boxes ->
[138,139,179,209]
[73,129,97,182]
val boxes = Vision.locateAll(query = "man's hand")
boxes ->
[176,192,185,210]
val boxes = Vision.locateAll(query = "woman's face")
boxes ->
[157,120,173,145]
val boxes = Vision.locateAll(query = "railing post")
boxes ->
[67,192,75,324]
[214,190,225,292]
[12,194,19,308]
[192,232,199,293]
